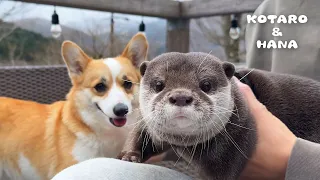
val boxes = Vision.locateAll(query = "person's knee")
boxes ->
[52,158,123,179]
[53,158,193,180]
[80,157,124,167]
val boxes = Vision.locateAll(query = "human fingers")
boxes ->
[234,77,267,113]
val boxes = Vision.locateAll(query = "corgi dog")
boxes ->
[0,33,148,180]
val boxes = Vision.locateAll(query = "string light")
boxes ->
[229,14,240,40]
[139,16,145,32]
[51,6,62,39]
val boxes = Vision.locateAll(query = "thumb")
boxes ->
[234,78,265,111]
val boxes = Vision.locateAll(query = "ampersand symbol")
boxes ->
[272,28,283,37]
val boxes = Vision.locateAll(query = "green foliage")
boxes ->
[0,22,57,63]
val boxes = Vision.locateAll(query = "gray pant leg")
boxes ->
[52,158,193,180]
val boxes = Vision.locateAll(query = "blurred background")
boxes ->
[0,0,253,67]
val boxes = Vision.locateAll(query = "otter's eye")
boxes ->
[154,81,165,93]
[200,81,212,93]
[123,80,133,90]
[94,83,107,93]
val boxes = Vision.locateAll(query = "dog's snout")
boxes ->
[113,103,129,117]
[169,94,193,106]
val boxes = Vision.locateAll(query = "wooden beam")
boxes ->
[166,19,189,53]
[181,0,264,18]
[12,0,180,18]
[13,0,264,18]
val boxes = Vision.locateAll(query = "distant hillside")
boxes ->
[12,18,228,60]
[3,15,247,65]
[13,18,167,59]
[14,18,93,50]
[0,21,62,66]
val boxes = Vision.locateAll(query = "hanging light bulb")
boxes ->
[51,6,62,39]
[229,14,240,40]
[139,16,145,33]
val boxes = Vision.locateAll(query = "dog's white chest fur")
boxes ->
[72,130,128,162]
[73,108,139,162]
[1,154,42,180]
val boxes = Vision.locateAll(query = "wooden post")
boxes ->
[166,19,190,53]
[110,13,115,57]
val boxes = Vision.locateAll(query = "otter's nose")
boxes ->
[169,95,193,106]
[113,103,129,117]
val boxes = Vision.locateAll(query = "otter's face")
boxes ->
[139,53,236,146]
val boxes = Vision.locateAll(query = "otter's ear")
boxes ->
[140,61,149,77]
[222,62,235,79]
[61,41,91,79]
[122,32,149,68]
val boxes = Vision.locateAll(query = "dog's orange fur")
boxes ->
[0,33,148,180]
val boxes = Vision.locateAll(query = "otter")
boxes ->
[118,52,320,180]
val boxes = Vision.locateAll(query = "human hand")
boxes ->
[235,78,297,180]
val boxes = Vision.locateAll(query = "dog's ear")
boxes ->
[61,41,91,80]
[121,33,149,68]
[140,61,149,77]
[222,62,235,79]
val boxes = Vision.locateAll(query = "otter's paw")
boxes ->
[117,151,142,163]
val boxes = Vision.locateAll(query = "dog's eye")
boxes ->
[123,80,132,90]
[94,83,107,93]
[154,81,165,93]
[200,81,212,93]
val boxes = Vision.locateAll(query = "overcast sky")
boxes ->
[0,0,159,27]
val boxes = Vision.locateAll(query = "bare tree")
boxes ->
[0,19,16,42]
[195,14,248,63]
[7,39,25,65]
[75,18,125,58]
[0,0,31,65]
[43,40,63,65]
[0,0,30,42]
[86,20,109,58]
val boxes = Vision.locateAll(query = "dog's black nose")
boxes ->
[169,95,193,106]
[113,103,129,117]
